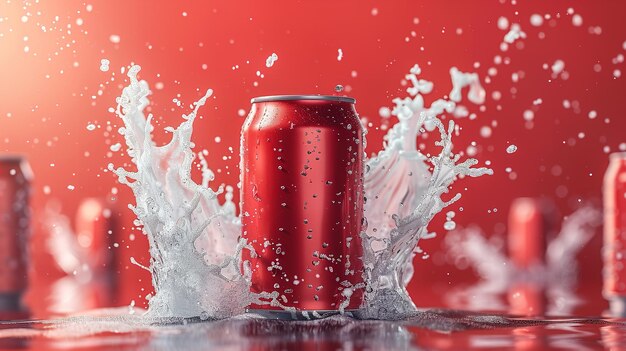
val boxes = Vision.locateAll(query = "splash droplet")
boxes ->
[506,144,518,154]
[265,53,278,68]
[100,59,110,72]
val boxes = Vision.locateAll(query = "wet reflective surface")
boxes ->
[1,309,625,351]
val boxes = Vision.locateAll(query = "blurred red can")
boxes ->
[75,198,116,275]
[507,198,556,269]
[603,152,626,317]
[507,198,555,316]
[241,95,365,318]
[0,156,32,311]
[75,198,117,306]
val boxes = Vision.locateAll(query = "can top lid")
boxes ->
[0,154,25,163]
[610,152,626,160]
[251,95,356,104]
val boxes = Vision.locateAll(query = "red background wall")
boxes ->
[1,0,624,316]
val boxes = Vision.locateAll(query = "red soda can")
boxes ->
[507,198,555,316]
[603,152,626,317]
[241,95,365,318]
[0,156,32,311]
[75,198,116,275]
[75,198,117,307]
[507,198,555,269]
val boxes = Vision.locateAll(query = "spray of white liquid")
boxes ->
[359,64,492,319]
[109,63,491,319]
[45,203,105,314]
[444,206,601,315]
[108,66,285,319]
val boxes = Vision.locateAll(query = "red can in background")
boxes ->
[507,198,556,269]
[75,198,116,275]
[0,156,32,311]
[507,198,555,316]
[241,95,365,318]
[75,198,117,307]
[603,152,626,317]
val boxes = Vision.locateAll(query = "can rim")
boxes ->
[251,95,355,104]
[0,154,25,163]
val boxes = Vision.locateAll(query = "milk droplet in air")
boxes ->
[480,126,492,138]
[100,59,110,72]
[110,143,122,152]
[109,34,121,44]
[265,53,278,68]
[86,123,96,131]
[444,221,456,231]
[572,14,583,27]
[379,107,391,118]
[337,49,343,61]
[530,14,543,27]
[335,85,344,92]
[506,144,518,154]
[551,60,565,75]
[523,110,534,121]
[497,16,509,30]
[503,24,526,44]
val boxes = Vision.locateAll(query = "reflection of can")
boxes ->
[507,283,546,317]
[0,156,32,311]
[603,152,626,317]
[241,95,365,318]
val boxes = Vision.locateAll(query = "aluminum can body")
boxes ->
[603,153,626,314]
[241,95,365,315]
[0,156,32,311]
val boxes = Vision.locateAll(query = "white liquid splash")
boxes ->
[444,206,601,315]
[109,63,491,320]
[265,53,278,68]
[108,66,283,318]
[359,64,492,319]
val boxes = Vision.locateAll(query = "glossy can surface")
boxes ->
[241,95,365,314]
[0,156,32,310]
[603,153,626,301]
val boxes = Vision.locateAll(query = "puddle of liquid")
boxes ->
[0,308,624,351]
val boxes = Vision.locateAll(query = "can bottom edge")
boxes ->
[608,295,626,318]
[246,308,362,320]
